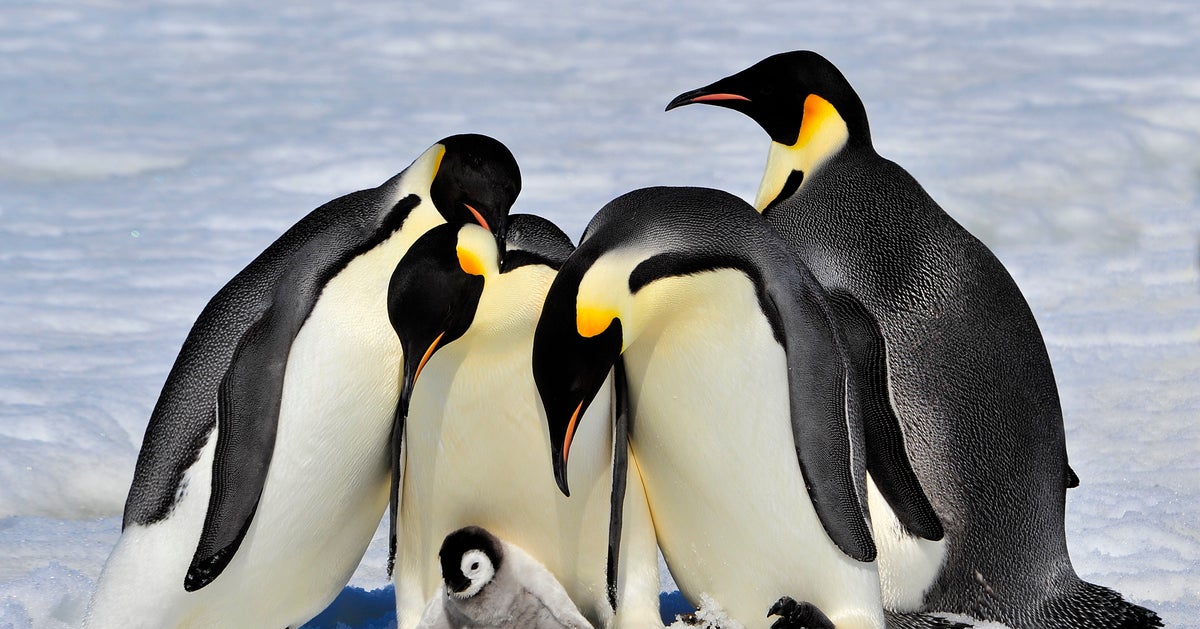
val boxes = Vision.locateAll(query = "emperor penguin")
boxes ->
[386,215,663,629]
[530,186,961,629]
[84,134,520,629]
[416,526,594,629]
[666,51,1161,628]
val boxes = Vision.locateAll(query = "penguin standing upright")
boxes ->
[417,526,594,629]
[386,215,662,629]
[666,51,1161,628]
[84,134,520,629]
[530,186,959,629]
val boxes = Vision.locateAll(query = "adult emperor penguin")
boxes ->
[386,215,662,629]
[666,51,1161,628]
[416,526,594,629]
[83,134,520,629]
[530,187,961,629]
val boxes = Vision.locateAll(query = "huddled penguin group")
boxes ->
[85,52,1162,629]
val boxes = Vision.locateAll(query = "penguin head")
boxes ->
[430,133,521,257]
[439,526,504,600]
[666,51,871,210]
[534,186,780,495]
[666,51,869,147]
[388,222,497,422]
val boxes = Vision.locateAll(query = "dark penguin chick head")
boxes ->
[431,133,522,256]
[439,526,504,599]
[666,50,871,148]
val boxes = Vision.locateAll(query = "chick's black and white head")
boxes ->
[439,526,504,600]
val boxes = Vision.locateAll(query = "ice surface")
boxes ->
[1,0,1197,627]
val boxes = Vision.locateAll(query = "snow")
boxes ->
[1,0,1197,627]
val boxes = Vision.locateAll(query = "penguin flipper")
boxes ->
[388,402,406,578]
[605,360,630,611]
[826,290,944,541]
[185,302,300,591]
[766,279,875,562]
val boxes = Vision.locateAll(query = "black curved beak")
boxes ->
[532,277,624,497]
[666,85,752,111]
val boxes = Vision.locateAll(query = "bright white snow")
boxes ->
[1,1,1197,627]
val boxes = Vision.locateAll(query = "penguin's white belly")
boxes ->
[88,240,408,629]
[395,343,618,629]
[624,272,883,629]
[190,245,406,626]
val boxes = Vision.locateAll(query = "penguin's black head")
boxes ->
[666,50,871,148]
[439,526,503,599]
[534,187,768,496]
[388,222,495,434]
[431,133,521,258]
[532,250,625,496]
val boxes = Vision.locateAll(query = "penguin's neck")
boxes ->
[753,94,850,212]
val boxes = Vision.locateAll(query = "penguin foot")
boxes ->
[768,596,835,629]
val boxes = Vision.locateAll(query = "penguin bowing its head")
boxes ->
[386,216,663,628]
[532,186,958,629]
[84,134,520,629]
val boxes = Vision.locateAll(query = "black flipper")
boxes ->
[387,393,408,578]
[765,277,876,562]
[182,193,422,592]
[185,274,315,591]
[605,361,630,611]
[826,290,944,541]
[1066,463,1080,489]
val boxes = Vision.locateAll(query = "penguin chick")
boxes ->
[417,526,594,629]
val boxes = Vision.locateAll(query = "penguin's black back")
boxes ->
[503,213,576,272]
[765,146,1160,627]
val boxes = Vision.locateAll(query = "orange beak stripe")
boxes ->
[413,331,445,384]
[464,204,490,232]
[563,401,584,468]
[690,93,750,104]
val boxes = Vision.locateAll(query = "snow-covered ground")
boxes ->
[1,1,1197,627]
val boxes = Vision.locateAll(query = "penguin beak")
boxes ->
[665,86,751,111]
[533,283,624,497]
[446,574,472,595]
[465,203,507,262]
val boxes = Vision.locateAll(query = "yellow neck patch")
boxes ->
[753,93,849,212]
[577,306,618,339]
[454,224,497,278]
[457,246,486,276]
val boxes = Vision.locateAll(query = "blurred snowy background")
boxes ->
[1,0,1197,627]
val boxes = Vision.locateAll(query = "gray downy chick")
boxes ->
[417,526,594,629]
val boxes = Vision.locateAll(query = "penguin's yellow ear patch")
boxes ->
[457,246,486,276]
[577,306,617,339]
[454,223,497,277]
[797,94,839,148]
[430,144,447,180]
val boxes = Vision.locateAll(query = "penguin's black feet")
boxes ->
[768,596,835,629]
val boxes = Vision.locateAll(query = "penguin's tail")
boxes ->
[1035,580,1162,629]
